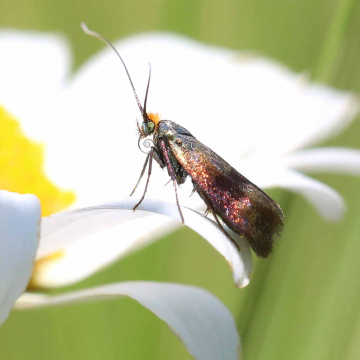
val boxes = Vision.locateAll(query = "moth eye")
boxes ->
[143,121,155,135]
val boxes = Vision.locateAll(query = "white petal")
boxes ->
[49,33,359,209]
[248,80,359,158]
[284,147,360,175]
[0,30,71,141]
[234,159,345,220]
[36,198,252,288]
[0,190,40,326]
[269,168,344,221]
[14,30,355,224]
[285,173,345,221]
[34,212,179,287]
[16,281,240,360]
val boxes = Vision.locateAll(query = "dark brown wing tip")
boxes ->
[249,204,284,258]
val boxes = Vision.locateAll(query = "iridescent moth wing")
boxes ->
[157,120,284,258]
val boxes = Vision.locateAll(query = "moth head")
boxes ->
[140,112,161,136]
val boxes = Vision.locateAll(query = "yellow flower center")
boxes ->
[0,106,75,216]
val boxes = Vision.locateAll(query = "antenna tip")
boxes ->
[80,22,87,31]
[81,22,92,36]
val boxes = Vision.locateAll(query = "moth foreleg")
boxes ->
[133,147,154,211]
[130,152,150,196]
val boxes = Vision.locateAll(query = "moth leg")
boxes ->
[159,138,185,224]
[203,207,211,216]
[130,152,150,196]
[172,179,184,223]
[133,148,154,211]
[198,190,240,251]
[212,212,241,251]
[189,187,196,198]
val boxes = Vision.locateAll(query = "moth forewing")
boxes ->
[158,120,284,258]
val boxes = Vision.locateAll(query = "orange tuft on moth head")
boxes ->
[147,112,161,126]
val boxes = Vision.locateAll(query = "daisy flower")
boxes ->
[0,28,359,359]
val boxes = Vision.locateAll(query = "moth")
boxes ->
[82,24,284,257]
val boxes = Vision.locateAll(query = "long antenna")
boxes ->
[81,23,144,116]
[143,64,151,116]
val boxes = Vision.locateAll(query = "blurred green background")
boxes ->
[1,0,360,359]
